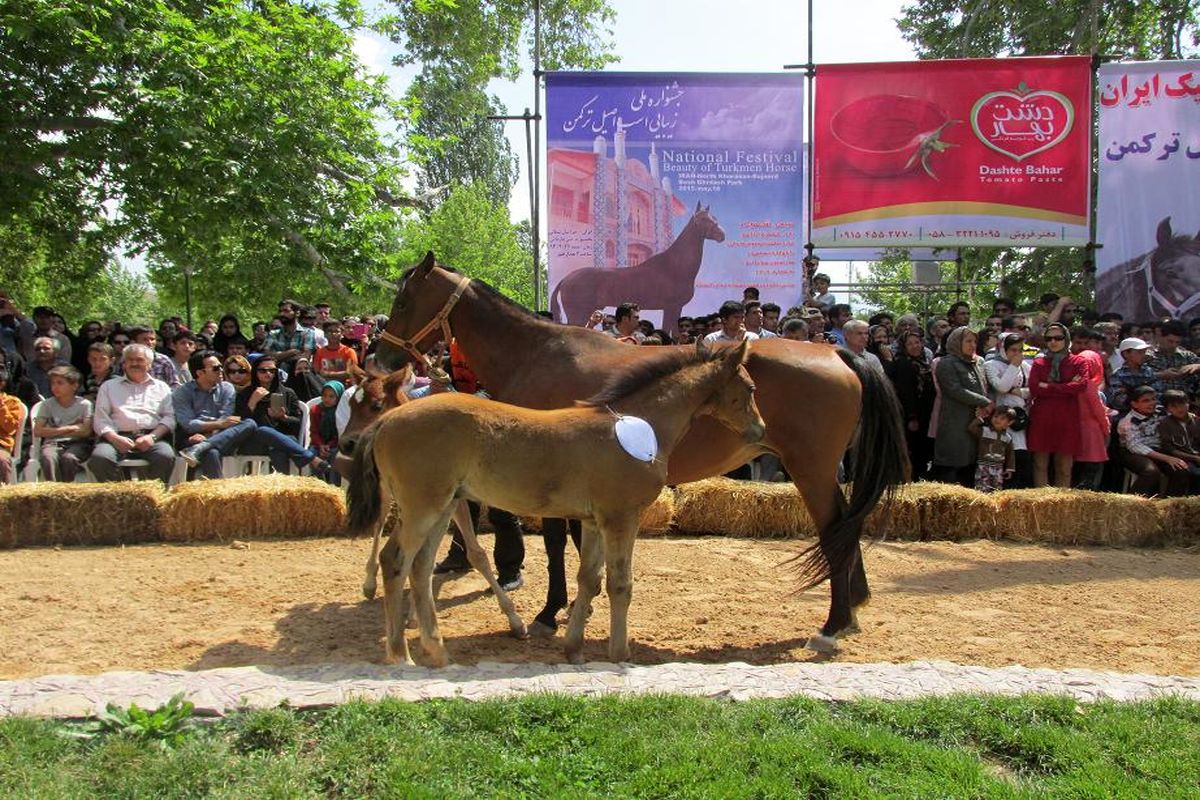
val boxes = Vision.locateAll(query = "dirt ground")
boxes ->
[1,535,1198,680]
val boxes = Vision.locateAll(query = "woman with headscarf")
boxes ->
[1027,322,1090,487]
[932,326,993,486]
[889,331,936,480]
[986,332,1033,487]
[285,355,325,402]
[234,355,325,474]
[211,314,248,356]
[310,380,345,485]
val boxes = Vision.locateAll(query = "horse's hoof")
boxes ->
[405,616,418,630]
[362,584,376,601]
[510,622,530,640]
[806,634,839,653]
[528,620,557,639]
[565,649,586,665]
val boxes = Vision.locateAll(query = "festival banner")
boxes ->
[1095,61,1200,321]
[812,56,1092,248]
[545,72,805,332]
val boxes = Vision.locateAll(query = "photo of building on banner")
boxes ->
[1095,61,1200,322]
[545,72,805,334]
[812,56,1092,248]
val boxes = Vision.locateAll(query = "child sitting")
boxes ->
[309,380,345,485]
[1157,389,1200,493]
[33,365,94,482]
[969,407,1017,493]
[1117,385,1191,496]
[0,367,24,483]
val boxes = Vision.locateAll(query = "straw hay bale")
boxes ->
[0,482,165,548]
[992,488,1161,546]
[1158,497,1200,545]
[672,478,814,538]
[866,482,1000,542]
[160,475,346,542]
[637,488,676,535]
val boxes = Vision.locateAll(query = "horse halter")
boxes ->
[377,273,472,368]
[1128,255,1200,319]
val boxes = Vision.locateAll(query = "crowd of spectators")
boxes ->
[1,275,1198,499]
[581,278,1200,498]
[0,293,385,485]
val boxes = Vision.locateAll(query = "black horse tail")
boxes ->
[345,420,384,538]
[794,349,910,590]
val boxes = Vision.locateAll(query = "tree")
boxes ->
[889,1,1199,313]
[898,1,1199,60]
[407,67,519,207]
[393,183,538,310]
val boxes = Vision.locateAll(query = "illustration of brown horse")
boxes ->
[550,201,725,334]
[346,341,764,665]
[1097,217,1200,321]
[365,253,909,655]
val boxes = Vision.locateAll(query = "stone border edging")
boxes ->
[3,660,1198,718]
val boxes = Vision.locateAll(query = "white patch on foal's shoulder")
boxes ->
[614,415,658,462]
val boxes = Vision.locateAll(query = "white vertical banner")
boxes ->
[1096,62,1200,321]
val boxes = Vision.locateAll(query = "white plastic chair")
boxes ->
[21,399,42,482]
[222,398,313,478]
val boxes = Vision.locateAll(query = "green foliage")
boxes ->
[66,693,198,750]
[407,66,520,207]
[230,706,305,755]
[395,183,538,309]
[897,1,1200,60]
[857,248,1092,319]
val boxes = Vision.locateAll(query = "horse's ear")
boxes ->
[728,337,751,368]
[1157,217,1173,246]
[704,204,711,213]
[695,335,710,358]
[347,363,367,385]
[694,200,702,213]
[419,251,436,276]
[382,364,414,405]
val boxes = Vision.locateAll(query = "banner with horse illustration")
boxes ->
[812,56,1092,248]
[545,72,805,333]
[1095,60,1200,321]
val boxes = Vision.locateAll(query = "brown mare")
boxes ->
[365,253,909,654]
[346,341,764,665]
[336,364,527,639]
[1097,217,1200,322]
[549,202,725,334]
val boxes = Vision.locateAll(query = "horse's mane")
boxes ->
[405,263,558,327]
[583,347,713,407]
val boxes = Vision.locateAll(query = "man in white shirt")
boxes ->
[88,343,177,483]
[702,301,760,346]
[743,301,777,338]
[843,319,885,377]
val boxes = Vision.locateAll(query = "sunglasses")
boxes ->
[257,367,278,373]
[226,367,247,374]
[1044,335,1066,342]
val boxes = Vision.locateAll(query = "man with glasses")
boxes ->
[299,305,327,349]
[89,344,176,483]
[264,300,315,369]
[174,351,258,479]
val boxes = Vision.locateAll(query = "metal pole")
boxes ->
[532,0,543,310]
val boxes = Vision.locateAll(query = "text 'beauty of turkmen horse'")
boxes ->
[550,202,725,334]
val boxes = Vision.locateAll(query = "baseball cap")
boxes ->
[1118,337,1151,353]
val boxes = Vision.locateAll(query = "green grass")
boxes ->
[2,693,1199,798]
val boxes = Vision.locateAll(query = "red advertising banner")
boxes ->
[813,56,1093,248]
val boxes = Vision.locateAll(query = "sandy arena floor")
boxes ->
[1,536,1197,679]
